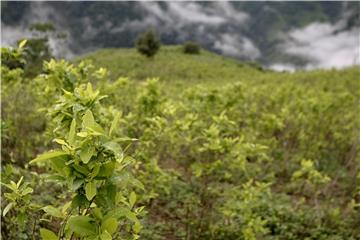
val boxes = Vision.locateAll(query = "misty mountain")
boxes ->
[1,1,359,70]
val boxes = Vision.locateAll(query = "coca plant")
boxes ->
[29,72,143,239]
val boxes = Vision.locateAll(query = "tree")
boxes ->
[183,41,201,54]
[135,29,161,58]
[22,23,55,77]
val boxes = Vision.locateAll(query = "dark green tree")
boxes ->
[22,23,55,77]
[183,41,201,54]
[135,29,161,58]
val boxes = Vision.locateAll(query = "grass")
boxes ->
[76,46,264,84]
[76,45,360,95]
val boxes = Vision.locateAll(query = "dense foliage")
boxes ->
[183,41,201,55]
[135,30,161,58]
[1,42,360,239]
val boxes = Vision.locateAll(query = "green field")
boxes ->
[79,46,360,92]
[2,43,360,239]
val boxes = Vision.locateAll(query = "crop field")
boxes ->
[1,42,360,240]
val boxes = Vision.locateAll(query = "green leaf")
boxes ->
[73,164,90,176]
[95,183,116,208]
[124,209,138,223]
[101,217,118,235]
[129,192,136,209]
[51,157,70,176]
[30,150,69,165]
[133,221,142,233]
[62,201,72,214]
[89,164,100,179]
[18,39,27,49]
[103,142,123,161]
[113,137,138,142]
[42,206,63,218]
[67,216,96,236]
[131,178,145,191]
[100,230,112,240]
[21,187,34,196]
[82,110,95,130]
[77,132,88,138]
[16,176,24,187]
[2,202,14,216]
[93,208,103,220]
[85,181,97,200]
[80,144,94,164]
[71,194,87,209]
[71,178,84,191]
[97,161,115,178]
[87,124,105,136]
[53,139,67,146]
[81,110,105,136]
[86,82,94,96]
[109,112,120,136]
[9,181,18,191]
[68,119,76,145]
[40,228,58,240]
[1,182,16,192]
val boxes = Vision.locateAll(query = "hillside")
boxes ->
[2,42,360,239]
[77,46,265,85]
[78,46,360,89]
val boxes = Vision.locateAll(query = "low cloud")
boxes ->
[214,34,260,60]
[166,2,226,26]
[213,2,249,23]
[135,2,258,59]
[1,2,74,58]
[137,2,248,29]
[1,25,32,46]
[268,63,296,72]
[283,21,359,69]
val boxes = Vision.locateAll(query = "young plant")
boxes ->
[217,180,271,240]
[291,159,331,210]
[1,39,27,70]
[30,82,144,239]
[1,175,40,239]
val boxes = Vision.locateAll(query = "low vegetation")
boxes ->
[1,41,360,239]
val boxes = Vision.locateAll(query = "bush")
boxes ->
[183,41,201,54]
[135,29,161,58]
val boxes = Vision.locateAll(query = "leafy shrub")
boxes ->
[135,29,161,58]
[29,82,143,239]
[1,49,145,239]
[183,41,201,54]
[1,40,47,166]
[1,39,27,70]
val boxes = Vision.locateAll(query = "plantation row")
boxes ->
[1,42,360,239]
